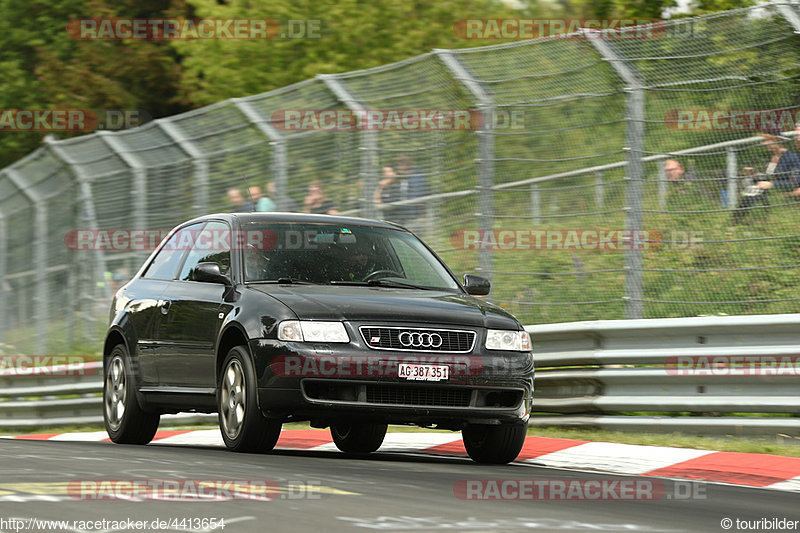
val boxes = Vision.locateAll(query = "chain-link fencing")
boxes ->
[2,3,800,354]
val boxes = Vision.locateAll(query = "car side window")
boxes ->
[142,223,203,280]
[178,221,232,281]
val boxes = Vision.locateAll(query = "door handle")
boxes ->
[160,300,171,315]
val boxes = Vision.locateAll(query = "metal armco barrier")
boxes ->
[0,362,214,428]
[527,314,800,435]
[0,361,102,427]
[1,314,798,434]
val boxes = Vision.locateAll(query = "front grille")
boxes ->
[360,326,476,353]
[365,385,471,407]
[302,380,523,410]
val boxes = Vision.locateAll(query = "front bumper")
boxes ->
[249,338,534,427]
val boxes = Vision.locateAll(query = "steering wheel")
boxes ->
[363,269,404,282]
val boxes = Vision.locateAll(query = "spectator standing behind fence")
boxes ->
[303,179,338,215]
[374,165,405,222]
[398,155,428,231]
[748,133,800,194]
[248,186,264,209]
[395,155,428,203]
[256,182,276,212]
[664,159,686,183]
[733,132,800,222]
[663,159,699,209]
[664,159,694,188]
[227,188,253,212]
[374,157,428,225]
[663,158,731,209]
[258,181,297,212]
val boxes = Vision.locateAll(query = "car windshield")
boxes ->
[242,222,460,290]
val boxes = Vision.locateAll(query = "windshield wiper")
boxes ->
[329,279,433,290]
[268,277,319,285]
[369,279,431,289]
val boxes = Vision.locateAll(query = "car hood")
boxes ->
[248,285,520,329]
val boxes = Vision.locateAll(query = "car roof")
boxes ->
[179,212,408,231]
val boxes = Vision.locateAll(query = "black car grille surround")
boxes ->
[365,384,471,407]
[359,326,476,353]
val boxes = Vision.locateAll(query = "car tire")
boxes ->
[104,344,160,444]
[330,422,387,454]
[462,422,526,464]
[218,346,282,453]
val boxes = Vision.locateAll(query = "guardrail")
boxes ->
[1,314,798,434]
[0,361,214,428]
[526,314,800,436]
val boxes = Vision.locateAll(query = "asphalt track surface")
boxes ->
[0,438,797,533]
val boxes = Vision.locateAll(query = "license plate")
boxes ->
[398,363,449,381]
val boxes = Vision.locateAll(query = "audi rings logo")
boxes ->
[398,331,443,348]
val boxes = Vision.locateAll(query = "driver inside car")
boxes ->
[325,239,379,282]
[244,244,273,281]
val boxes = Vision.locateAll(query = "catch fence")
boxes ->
[2,3,800,353]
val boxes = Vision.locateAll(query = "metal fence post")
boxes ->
[726,146,738,209]
[424,201,436,244]
[33,200,47,351]
[657,162,668,210]
[232,98,290,211]
[589,35,645,319]
[4,169,47,353]
[319,74,379,219]
[530,185,541,225]
[595,171,605,210]
[98,132,148,263]
[0,211,6,346]
[157,119,209,215]
[435,49,496,280]
[775,2,800,32]
[65,263,75,349]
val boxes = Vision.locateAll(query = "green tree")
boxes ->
[0,0,185,168]
[171,0,523,105]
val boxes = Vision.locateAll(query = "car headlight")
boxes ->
[485,329,531,351]
[277,320,350,343]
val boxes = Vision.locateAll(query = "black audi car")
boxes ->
[103,213,534,464]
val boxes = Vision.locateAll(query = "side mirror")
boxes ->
[194,262,232,286]
[463,274,490,296]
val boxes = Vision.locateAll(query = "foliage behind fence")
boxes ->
[2,4,800,353]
